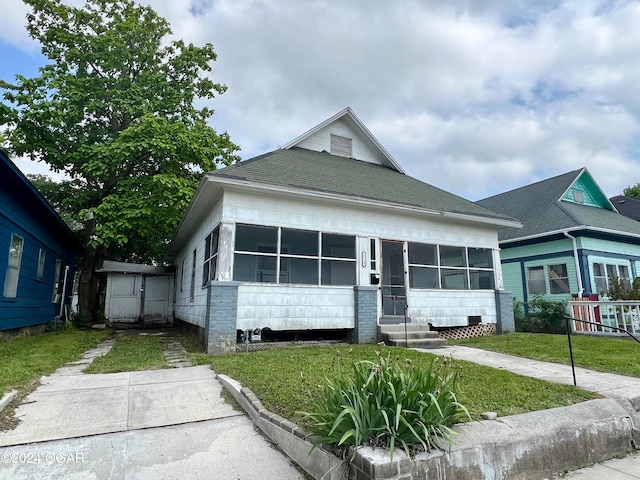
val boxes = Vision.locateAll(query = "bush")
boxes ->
[527,296,568,334]
[300,350,470,460]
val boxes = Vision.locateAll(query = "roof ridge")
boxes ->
[480,168,583,202]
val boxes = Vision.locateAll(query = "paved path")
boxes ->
[426,345,640,479]
[0,330,305,480]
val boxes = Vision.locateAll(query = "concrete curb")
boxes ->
[0,390,18,413]
[216,373,640,480]
[216,374,348,480]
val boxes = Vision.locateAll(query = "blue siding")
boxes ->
[0,151,80,330]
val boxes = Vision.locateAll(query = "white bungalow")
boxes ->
[166,108,520,352]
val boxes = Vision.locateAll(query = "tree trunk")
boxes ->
[78,217,105,322]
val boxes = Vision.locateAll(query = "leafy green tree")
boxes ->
[1,0,239,319]
[623,184,640,200]
[26,174,80,230]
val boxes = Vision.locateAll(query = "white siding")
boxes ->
[223,190,499,249]
[172,188,503,330]
[409,291,497,327]
[237,285,354,330]
[296,118,384,165]
[172,201,224,328]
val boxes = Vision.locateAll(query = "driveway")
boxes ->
[0,332,306,480]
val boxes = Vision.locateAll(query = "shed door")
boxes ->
[381,241,407,317]
[142,275,171,320]
[109,274,140,322]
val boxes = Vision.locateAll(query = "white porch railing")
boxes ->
[567,299,640,335]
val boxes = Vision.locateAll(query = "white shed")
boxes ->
[98,261,174,324]
[166,108,520,352]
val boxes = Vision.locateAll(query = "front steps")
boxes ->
[379,323,448,349]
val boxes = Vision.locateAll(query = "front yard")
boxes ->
[451,332,640,377]
[190,343,598,429]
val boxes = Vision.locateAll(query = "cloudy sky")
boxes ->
[1,0,640,201]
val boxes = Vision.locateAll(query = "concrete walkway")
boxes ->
[0,331,305,480]
[427,345,640,479]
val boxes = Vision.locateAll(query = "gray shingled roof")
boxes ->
[478,170,640,241]
[209,147,514,222]
[611,195,640,222]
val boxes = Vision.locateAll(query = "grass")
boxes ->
[0,327,111,393]
[190,344,598,428]
[451,333,640,377]
[84,333,168,373]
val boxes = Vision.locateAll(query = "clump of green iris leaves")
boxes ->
[300,350,470,460]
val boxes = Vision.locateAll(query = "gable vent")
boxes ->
[330,134,352,158]
[573,191,584,203]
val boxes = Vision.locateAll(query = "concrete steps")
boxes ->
[379,323,448,349]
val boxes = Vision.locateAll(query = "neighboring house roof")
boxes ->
[478,168,640,243]
[0,149,81,249]
[166,109,520,259]
[96,260,167,274]
[610,195,640,222]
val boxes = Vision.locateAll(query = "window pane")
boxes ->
[408,243,437,265]
[37,249,46,280]
[204,233,211,259]
[281,229,318,256]
[470,270,495,290]
[440,246,466,267]
[595,278,607,294]
[593,263,604,277]
[468,248,493,268]
[606,264,617,280]
[202,261,210,286]
[233,254,277,282]
[409,266,439,289]
[4,234,24,298]
[441,268,467,289]
[549,264,569,294]
[321,259,356,285]
[235,225,277,253]
[211,229,219,255]
[280,258,318,284]
[527,266,545,294]
[619,265,631,289]
[322,234,355,259]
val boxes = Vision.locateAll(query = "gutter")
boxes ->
[564,231,584,298]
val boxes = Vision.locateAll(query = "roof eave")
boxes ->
[210,176,521,228]
[500,225,640,245]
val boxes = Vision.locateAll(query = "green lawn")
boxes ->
[451,333,640,377]
[0,328,111,393]
[190,344,598,428]
[85,333,168,373]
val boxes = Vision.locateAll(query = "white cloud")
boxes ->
[2,0,640,201]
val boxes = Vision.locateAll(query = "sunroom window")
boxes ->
[233,225,356,286]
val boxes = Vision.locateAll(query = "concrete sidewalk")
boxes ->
[426,345,640,479]
[0,334,305,480]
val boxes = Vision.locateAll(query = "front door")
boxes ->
[381,241,407,317]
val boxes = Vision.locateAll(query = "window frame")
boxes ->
[202,227,220,286]
[527,265,546,295]
[408,242,494,291]
[232,224,356,286]
[37,249,46,280]
[190,249,196,301]
[3,233,24,298]
[548,263,570,294]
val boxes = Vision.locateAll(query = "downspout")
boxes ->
[563,231,583,298]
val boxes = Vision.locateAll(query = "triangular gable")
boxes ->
[282,107,406,174]
[559,168,616,211]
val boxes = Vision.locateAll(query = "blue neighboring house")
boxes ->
[0,149,81,332]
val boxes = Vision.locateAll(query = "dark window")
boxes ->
[202,227,220,286]
[549,264,569,294]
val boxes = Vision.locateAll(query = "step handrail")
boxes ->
[563,315,640,387]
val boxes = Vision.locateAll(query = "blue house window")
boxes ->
[37,249,46,280]
[4,234,25,298]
